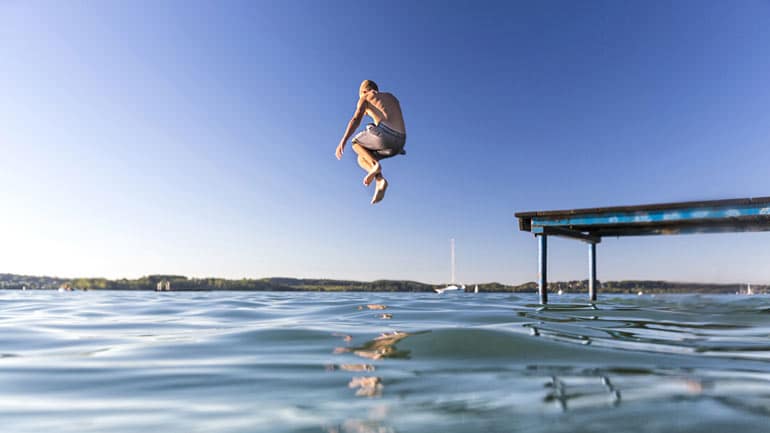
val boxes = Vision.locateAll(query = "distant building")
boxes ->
[156,280,171,291]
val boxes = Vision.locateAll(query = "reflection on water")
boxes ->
[350,331,413,361]
[544,375,622,411]
[333,331,412,361]
[326,415,395,433]
[348,376,383,397]
[0,291,769,432]
[333,309,414,402]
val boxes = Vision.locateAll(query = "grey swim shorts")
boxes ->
[352,123,406,160]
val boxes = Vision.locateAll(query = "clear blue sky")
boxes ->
[2,0,770,284]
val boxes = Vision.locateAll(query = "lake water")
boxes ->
[0,291,768,432]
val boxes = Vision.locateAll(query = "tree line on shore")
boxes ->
[0,273,764,294]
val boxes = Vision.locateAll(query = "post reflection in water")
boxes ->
[545,375,622,411]
[538,370,719,414]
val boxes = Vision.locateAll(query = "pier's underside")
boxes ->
[515,197,770,304]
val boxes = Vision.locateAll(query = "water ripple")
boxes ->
[0,291,769,432]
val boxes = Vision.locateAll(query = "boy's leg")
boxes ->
[352,142,388,204]
[352,142,382,186]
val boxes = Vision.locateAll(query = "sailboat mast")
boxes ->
[450,238,455,284]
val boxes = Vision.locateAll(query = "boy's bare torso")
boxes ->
[360,91,406,134]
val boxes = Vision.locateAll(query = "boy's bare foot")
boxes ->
[371,177,388,204]
[362,162,381,186]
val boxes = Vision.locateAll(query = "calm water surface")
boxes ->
[0,291,769,432]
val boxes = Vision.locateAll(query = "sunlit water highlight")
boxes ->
[0,291,768,432]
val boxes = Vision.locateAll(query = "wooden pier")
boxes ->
[515,197,770,304]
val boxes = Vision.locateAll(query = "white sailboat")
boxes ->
[435,238,465,294]
[737,283,754,295]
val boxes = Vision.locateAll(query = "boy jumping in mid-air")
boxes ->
[336,80,406,204]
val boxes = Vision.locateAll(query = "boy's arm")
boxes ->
[336,98,367,160]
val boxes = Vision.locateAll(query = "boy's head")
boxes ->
[359,79,378,96]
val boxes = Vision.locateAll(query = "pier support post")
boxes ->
[588,242,597,302]
[538,235,548,304]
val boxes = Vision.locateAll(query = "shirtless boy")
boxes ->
[336,80,406,204]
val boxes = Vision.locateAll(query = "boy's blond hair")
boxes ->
[359,80,378,93]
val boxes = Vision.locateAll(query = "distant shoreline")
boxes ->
[0,273,765,294]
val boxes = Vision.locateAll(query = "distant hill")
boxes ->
[0,273,764,294]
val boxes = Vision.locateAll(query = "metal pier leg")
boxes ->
[588,242,597,302]
[538,235,548,304]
